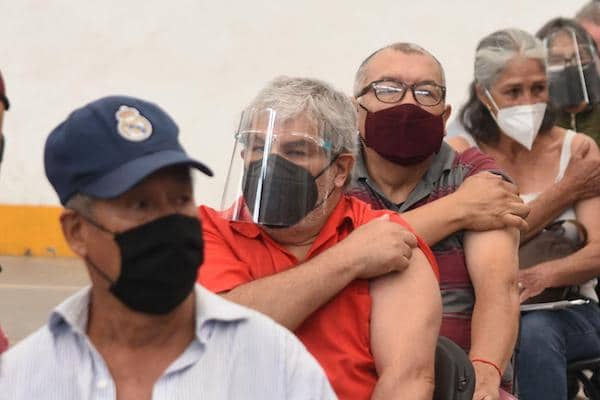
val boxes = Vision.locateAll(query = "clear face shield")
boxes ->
[221,107,339,229]
[545,27,600,110]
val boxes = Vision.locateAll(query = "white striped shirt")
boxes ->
[0,285,336,400]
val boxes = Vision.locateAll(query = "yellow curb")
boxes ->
[0,204,75,257]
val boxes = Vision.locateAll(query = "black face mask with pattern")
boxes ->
[86,213,204,315]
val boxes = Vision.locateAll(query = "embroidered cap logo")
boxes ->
[115,105,153,142]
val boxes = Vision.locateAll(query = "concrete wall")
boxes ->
[0,0,588,254]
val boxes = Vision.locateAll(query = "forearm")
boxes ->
[402,194,464,246]
[523,180,577,243]
[542,242,600,287]
[371,369,434,400]
[222,245,359,331]
[469,289,520,373]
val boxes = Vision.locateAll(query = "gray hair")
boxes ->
[474,28,546,89]
[576,1,600,25]
[353,42,446,96]
[65,193,95,217]
[247,76,357,155]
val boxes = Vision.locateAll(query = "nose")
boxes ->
[399,88,419,106]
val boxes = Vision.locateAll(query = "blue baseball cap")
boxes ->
[45,95,213,205]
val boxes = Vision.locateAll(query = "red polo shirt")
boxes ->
[198,195,438,399]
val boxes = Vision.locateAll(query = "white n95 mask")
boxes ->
[485,90,547,151]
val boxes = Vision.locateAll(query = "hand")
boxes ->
[472,363,501,400]
[518,265,551,303]
[338,214,418,280]
[562,139,600,201]
[453,172,530,232]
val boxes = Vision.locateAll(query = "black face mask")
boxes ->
[549,63,600,109]
[242,154,335,228]
[86,214,204,315]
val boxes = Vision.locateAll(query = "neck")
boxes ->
[264,190,342,258]
[484,131,538,161]
[362,146,432,204]
[87,287,196,349]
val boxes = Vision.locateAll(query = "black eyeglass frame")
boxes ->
[356,79,447,106]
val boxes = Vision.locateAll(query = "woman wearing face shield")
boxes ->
[537,17,600,145]
[448,28,600,400]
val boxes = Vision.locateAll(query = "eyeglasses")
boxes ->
[547,45,594,68]
[356,79,446,106]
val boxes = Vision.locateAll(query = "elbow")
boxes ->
[374,366,435,400]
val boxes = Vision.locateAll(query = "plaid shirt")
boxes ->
[348,142,507,351]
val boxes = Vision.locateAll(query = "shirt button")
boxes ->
[96,379,109,389]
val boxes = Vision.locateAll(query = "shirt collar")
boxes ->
[49,286,92,337]
[194,285,249,329]
[353,142,456,211]
[48,285,249,342]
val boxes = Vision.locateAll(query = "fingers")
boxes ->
[519,288,532,304]
[501,213,529,232]
[498,179,520,195]
[395,255,411,272]
[401,230,418,248]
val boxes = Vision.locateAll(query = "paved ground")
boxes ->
[0,255,88,345]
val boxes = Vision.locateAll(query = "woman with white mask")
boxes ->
[448,28,600,400]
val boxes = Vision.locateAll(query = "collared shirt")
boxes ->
[198,195,438,400]
[0,285,335,400]
[348,142,505,350]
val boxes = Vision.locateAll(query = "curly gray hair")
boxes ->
[246,76,358,156]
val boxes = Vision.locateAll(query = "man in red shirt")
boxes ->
[199,76,442,399]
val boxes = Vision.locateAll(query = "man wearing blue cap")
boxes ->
[0,95,335,400]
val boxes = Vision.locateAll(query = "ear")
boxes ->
[351,96,359,111]
[60,209,89,258]
[475,84,494,112]
[333,154,355,188]
[442,104,452,125]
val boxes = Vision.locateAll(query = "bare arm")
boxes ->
[519,136,600,243]
[403,172,528,246]
[222,216,417,331]
[370,249,442,400]
[519,137,600,300]
[448,134,600,243]
[464,228,520,400]
[519,190,600,301]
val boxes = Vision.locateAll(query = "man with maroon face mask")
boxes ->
[348,43,521,400]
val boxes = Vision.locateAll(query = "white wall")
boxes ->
[0,0,588,208]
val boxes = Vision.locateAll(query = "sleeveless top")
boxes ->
[457,130,598,301]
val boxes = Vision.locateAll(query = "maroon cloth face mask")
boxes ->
[361,103,445,165]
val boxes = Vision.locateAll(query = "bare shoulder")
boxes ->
[572,131,600,156]
[370,249,438,296]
